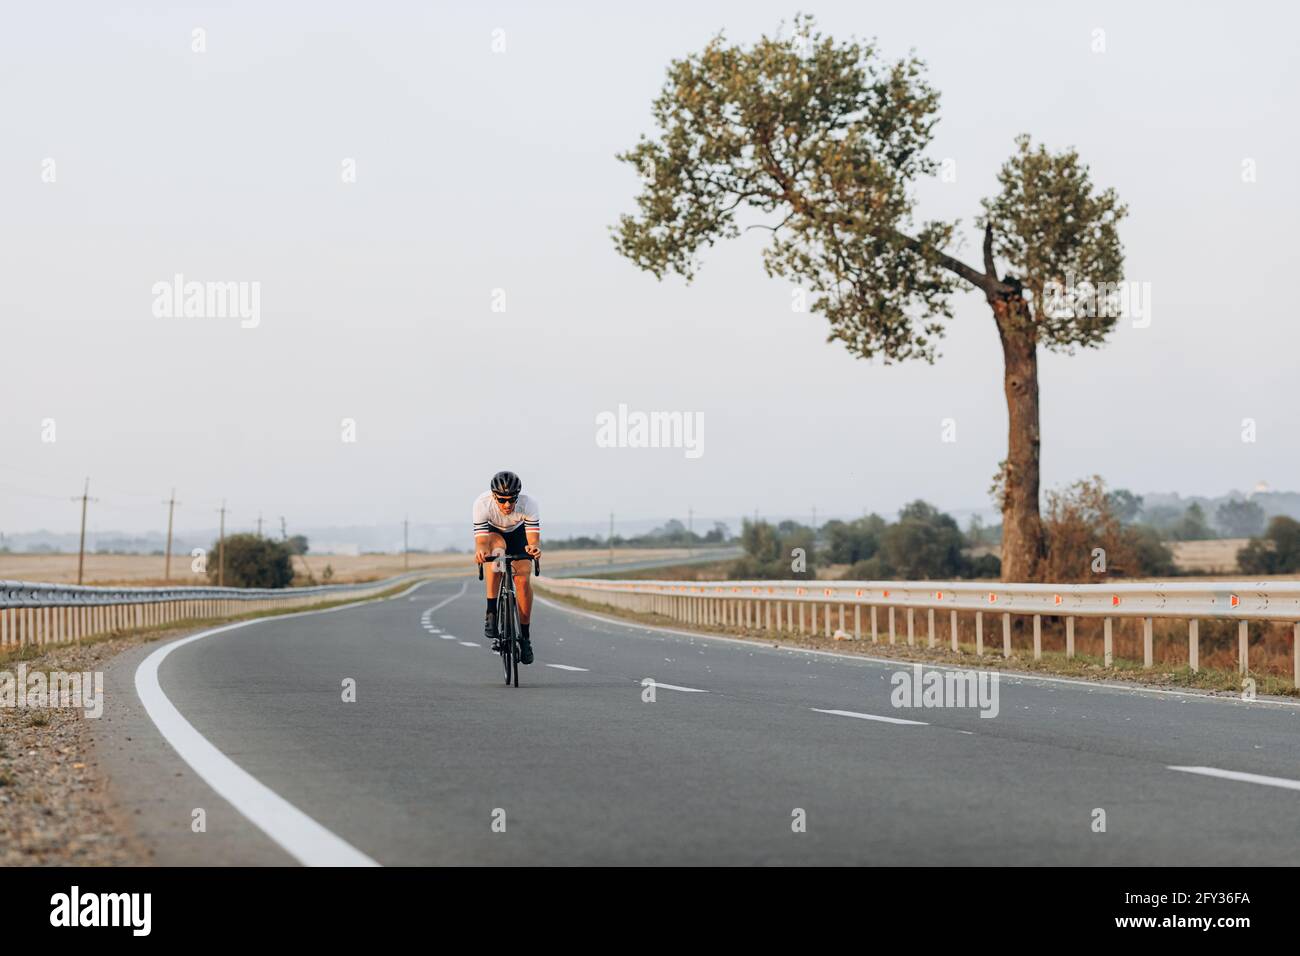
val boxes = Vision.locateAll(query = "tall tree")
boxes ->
[612,16,1127,581]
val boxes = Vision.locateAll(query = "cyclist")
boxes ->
[473,470,542,664]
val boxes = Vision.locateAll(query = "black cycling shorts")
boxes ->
[486,523,529,556]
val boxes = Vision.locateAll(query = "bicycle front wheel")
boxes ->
[499,594,515,685]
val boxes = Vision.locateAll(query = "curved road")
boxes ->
[92,578,1300,865]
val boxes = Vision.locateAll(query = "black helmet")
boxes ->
[490,470,522,498]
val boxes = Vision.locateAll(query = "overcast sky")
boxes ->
[1,0,1295,540]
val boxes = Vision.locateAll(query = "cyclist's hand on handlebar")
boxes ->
[525,544,541,558]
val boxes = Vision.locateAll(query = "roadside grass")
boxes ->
[539,588,1298,699]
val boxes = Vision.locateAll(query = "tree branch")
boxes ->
[892,229,1005,296]
[983,222,998,282]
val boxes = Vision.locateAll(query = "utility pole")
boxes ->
[688,507,693,555]
[812,506,817,532]
[403,517,409,570]
[608,512,614,565]
[163,488,180,582]
[217,501,228,587]
[73,477,97,585]
[279,516,287,541]
[257,512,263,538]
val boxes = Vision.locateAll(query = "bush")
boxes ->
[1238,516,1300,575]
[823,515,886,564]
[208,533,295,588]
[1042,476,1175,582]
[730,519,816,579]
[841,501,996,580]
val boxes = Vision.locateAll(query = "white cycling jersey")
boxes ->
[472,491,541,539]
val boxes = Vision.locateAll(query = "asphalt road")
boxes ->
[93,577,1300,865]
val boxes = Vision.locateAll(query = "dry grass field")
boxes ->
[1168,538,1248,574]
[0,548,698,587]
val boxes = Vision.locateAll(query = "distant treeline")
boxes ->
[545,519,732,550]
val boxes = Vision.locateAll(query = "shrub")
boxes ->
[207,533,295,588]
[1042,476,1175,582]
[1238,516,1300,575]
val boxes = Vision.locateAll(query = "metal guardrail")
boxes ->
[0,571,430,648]
[539,577,1300,684]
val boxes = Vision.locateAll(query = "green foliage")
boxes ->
[614,15,1127,365]
[1167,502,1216,541]
[613,14,956,363]
[208,533,295,589]
[1238,516,1300,575]
[1215,499,1266,538]
[731,519,815,579]
[977,135,1128,349]
[855,501,965,579]
[285,534,310,555]
[1106,489,1143,524]
[823,514,887,563]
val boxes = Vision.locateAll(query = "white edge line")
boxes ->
[132,577,462,866]
[812,707,928,726]
[545,663,590,672]
[1168,765,1300,791]
[536,596,1300,710]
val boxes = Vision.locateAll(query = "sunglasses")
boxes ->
[493,495,519,504]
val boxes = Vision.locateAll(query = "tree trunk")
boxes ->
[992,291,1046,582]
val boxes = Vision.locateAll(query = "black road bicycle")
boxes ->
[477,553,539,687]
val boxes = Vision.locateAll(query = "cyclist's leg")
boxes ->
[478,531,507,644]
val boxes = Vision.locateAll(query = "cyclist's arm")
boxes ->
[523,498,541,557]
[473,496,493,562]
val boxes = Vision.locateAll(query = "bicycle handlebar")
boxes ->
[477,553,540,580]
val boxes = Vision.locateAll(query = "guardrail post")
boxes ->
[1142,617,1153,668]
[950,609,958,652]
[1293,622,1299,689]
[1002,613,1011,658]
[824,603,831,638]
[888,607,896,645]
[927,608,935,649]
[798,602,806,635]
[1104,618,1113,666]
[838,603,844,636]
[1033,614,1042,661]
[975,611,983,656]
[1238,621,1249,675]
[870,606,878,643]
[1066,616,1075,658]
[766,601,773,632]
[906,607,914,646]
[854,605,861,640]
